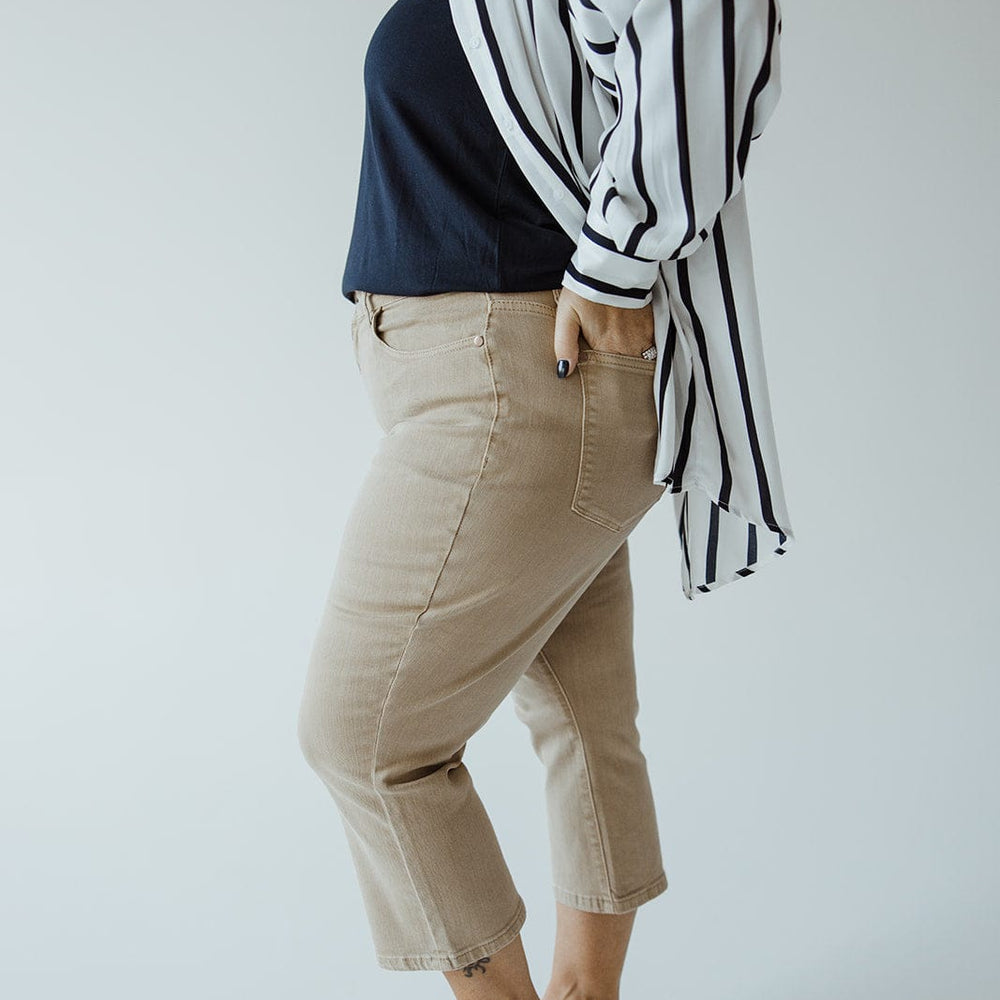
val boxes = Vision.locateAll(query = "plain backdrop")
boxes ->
[2,1,998,998]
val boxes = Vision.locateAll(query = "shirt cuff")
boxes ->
[561,220,661,309]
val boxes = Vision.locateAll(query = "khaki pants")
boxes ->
[297,288,668,972]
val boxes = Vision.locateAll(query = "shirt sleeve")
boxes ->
[561,0,784,309]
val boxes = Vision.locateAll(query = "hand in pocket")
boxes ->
[553,286,655,376]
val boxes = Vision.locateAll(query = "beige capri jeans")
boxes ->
[296,287,669,972]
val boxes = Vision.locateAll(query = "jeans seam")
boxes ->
[535,647,615,899]
[368,300,499,956]
[362,290,408,321]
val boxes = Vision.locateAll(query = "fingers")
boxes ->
[554,306,581,379]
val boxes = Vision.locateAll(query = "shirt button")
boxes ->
[501,115,514,131]
[552,186,565,201]
[469,35,481,48]
[473,335,485,346]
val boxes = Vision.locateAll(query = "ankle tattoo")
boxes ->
[461,956,491,976]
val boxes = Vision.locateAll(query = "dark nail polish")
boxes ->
[556,359,569,378]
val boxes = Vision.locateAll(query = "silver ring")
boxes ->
[640,344,657,360]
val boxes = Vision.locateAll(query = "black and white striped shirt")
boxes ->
[449,0,796,600]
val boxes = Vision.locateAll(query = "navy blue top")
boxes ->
[340,0,576,303]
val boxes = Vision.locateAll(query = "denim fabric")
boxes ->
[297,289,667,971]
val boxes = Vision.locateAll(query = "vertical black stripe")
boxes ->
[712,213,780,532]
[677,257,733,506]
[556,0,587,163]
[679,491,693,584]
[474,0,588,211]
[669,367,697,486]
[655,310,678,472]
[737,0,780,177]
[664,0,697,260]
[621,17,658,255]
[598,65,625,161]
[722,0,736,199]
[705,501,720,584]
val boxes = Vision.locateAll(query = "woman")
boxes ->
[297,1,790,996]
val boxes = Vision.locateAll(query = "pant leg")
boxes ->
[297,288,666,972]
[512,537,668,914]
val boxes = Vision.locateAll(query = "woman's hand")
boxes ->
[553,286,655,378]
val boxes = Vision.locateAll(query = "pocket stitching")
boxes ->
[570,361,665,531]
[488,301,558,318]
[368,304,487,358]
[572,365,626,531]
[578,348,657,370]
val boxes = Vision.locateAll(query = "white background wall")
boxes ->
[2,2,997,998]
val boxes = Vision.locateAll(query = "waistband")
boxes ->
[354,288,561,313]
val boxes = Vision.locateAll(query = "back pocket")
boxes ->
[571,350,666,531]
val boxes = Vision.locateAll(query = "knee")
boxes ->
[296,683,376,789]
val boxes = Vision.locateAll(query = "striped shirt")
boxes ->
[449,0,796,600]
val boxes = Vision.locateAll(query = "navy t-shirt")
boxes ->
[340,0,576,303]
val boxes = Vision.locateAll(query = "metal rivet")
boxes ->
[473,335,485,346]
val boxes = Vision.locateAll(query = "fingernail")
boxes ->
[556,359,569,378]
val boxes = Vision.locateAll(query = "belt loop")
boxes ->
[552,287,561,306]
[362,290,375,325]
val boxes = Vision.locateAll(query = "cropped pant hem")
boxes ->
[552,870,668,914]
[374,895,528,972]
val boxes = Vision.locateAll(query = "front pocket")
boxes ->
[571,349,666,531]
[368,292,489,358]
[353,292,494,434]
